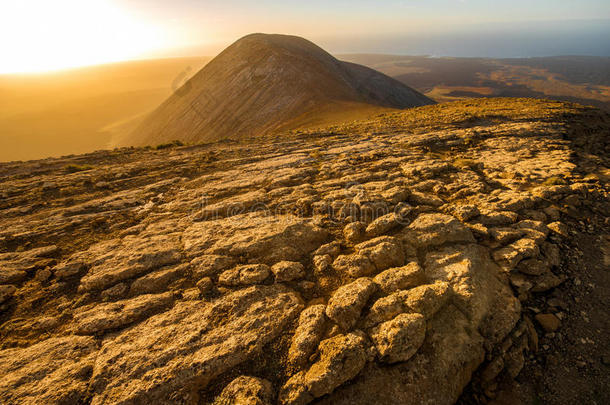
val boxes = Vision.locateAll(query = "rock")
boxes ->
[381,186,410,204]
[489,227,523,245]
[272,261,306,282]
[370,313,426,363]
[218,264,271,286]
[523,210,547,222]
[313,241,341,258]
[197,189,268,219]
[182,288,201,300]
[493,238,539,271]
[78,234,183,292]
[130,263,187,295]
[481,356,506,385]
[547,221,570,237]
[505,344,525,379]
[402,162,454,180]
[479,211,518,226]
[0,246,58,276]
[451,204,480,222]
[372,262,425,294]
[541,242,561,268]
[190,254,236,279]
[523,316,539,352]
[344,222,366,243]
[364,291,410,328]
[467,222,489,237]
[355,236,405,273]
[73,292,174,335]
[365,213,399,237]
[326,278,376,330]
[546,298,568,310]
[365,281,450,327]
[517,258,549,276]
[515,220,549,243]
[279,333,367,405]
[52,256,88,280]
[0,336,98,405]
[288,305,328,367]
[510,273,533,298]
[0,285,16,304]
[34,267,52,283]
[89,285,302,404]
[562,194,581,207]
[535,313,561,332]
[313,254,333,274]
[0,269,27,285]
[531,272,564,293]
[196,277,213,294]
[332,253,376,278]
[408,191,444,207]
[182,213,328,263]
[217,376,273,405]
[403,213,474,248]
[403,282,451,319]
[100,282,128,301]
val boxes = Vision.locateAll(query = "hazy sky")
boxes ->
[1,0,609,73]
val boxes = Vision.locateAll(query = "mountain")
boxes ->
[124,33,434,146]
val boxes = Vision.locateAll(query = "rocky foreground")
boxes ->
[0,99,608,404]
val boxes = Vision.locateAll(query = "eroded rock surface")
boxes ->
[0,99,607,404]
[89,285,302,404]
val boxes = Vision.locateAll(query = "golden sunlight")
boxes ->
[0,0,168,74]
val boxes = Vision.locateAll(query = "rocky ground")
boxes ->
[0,98,608,404]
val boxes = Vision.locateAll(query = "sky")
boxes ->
[1,0,609,73]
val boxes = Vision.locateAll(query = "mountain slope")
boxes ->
[124,33,434,146]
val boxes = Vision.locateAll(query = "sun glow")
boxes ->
[0,0,169,74]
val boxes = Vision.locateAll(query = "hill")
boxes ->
[124,34,434,147]
[0,98,607,404]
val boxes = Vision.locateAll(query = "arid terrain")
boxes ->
[342,54,610,111]
[0,98,608,404]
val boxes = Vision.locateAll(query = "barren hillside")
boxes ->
[0,98,608,404]
[125,34,434,147]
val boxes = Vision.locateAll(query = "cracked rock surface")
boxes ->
[0,99,608,404]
